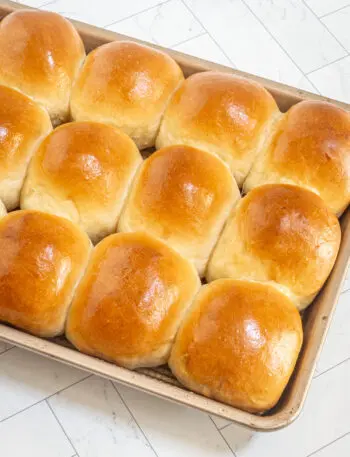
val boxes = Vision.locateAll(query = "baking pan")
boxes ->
[0,0,349,432]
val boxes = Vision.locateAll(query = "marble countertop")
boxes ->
[1,1,350,456]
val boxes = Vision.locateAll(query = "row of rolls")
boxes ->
[0,8,348,414]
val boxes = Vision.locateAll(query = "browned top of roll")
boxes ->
[169,279,303,413]
[239,184,341,296]
[124,144,236,237]
[71,40,184,123]
[0,210,91,336]
[28,121,141,206]
[265,101,350,214]
[0,85,51,175]
[165,72,277,142]
[66,232,200,362]
[157,71,279,185]
[0,10,85,110]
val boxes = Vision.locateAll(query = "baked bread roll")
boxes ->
[0,85,52,210]
[70,41,184,149]
[66,232,200,369]
[118,145,240,276]
[21,121,142,243]
[0,210,91,337]
[0,10,85,125]
[156,71,280,186]
[169,279,303,413]
[244,101,350,215]
[0,200,6,218]
[207,184,341,310]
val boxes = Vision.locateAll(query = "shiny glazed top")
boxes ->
[0,85,51,177]
[125,145,237,238]
[267,101,350,215]
[27,121,141,207]
[240,184,341,296]
[165,72,277,144]
[0,210,91,336]
[0,10,85,116]
[157,71,279,184]
[71,41,184,123]
[66,232,200,361]
[169,279,303,413]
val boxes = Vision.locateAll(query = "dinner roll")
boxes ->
[244,101,350,215]
[66,232,200,369]
[0,210,91,337]
[0,200,6,218]
[207,184,341,310]
[70,41,184,149]
[118,145,240,276]
[0,86,52,210]
[21,122,142,243]
[156,71,281,186]
[0,10,85,125]
[169,279,303,413]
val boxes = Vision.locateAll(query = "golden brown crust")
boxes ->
[244,101,350,215]
[207,184,341,309]
[156,71,280,186]
[21,121,142,242]
[66,232,200,369]
[169,279,303,413]
[118,145,240,275]
[0,85,52,210]
[0,210,91,337]
[70,41,184,149]
[0,10,85,124]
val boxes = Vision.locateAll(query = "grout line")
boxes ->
[0,397,46,425]
[46,399,79,457]
[307,54,350,74]
[0,346,14,356]
[38,0,59,9]
[111,382,159,457]
[180,0,237,68]
[306,430,350,456]
[171,31,207,49]
[0,374,92,424]
[47,374,93,397]
[314,356,350,379]
[319,3,350,19]
[302,0,350,56]
[219,421,234,432]
[46,373,93,398]
[103,0,172,29]
[240,0,319,93]
[209,415,237,457]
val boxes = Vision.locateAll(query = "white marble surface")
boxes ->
[1,1,350,456]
